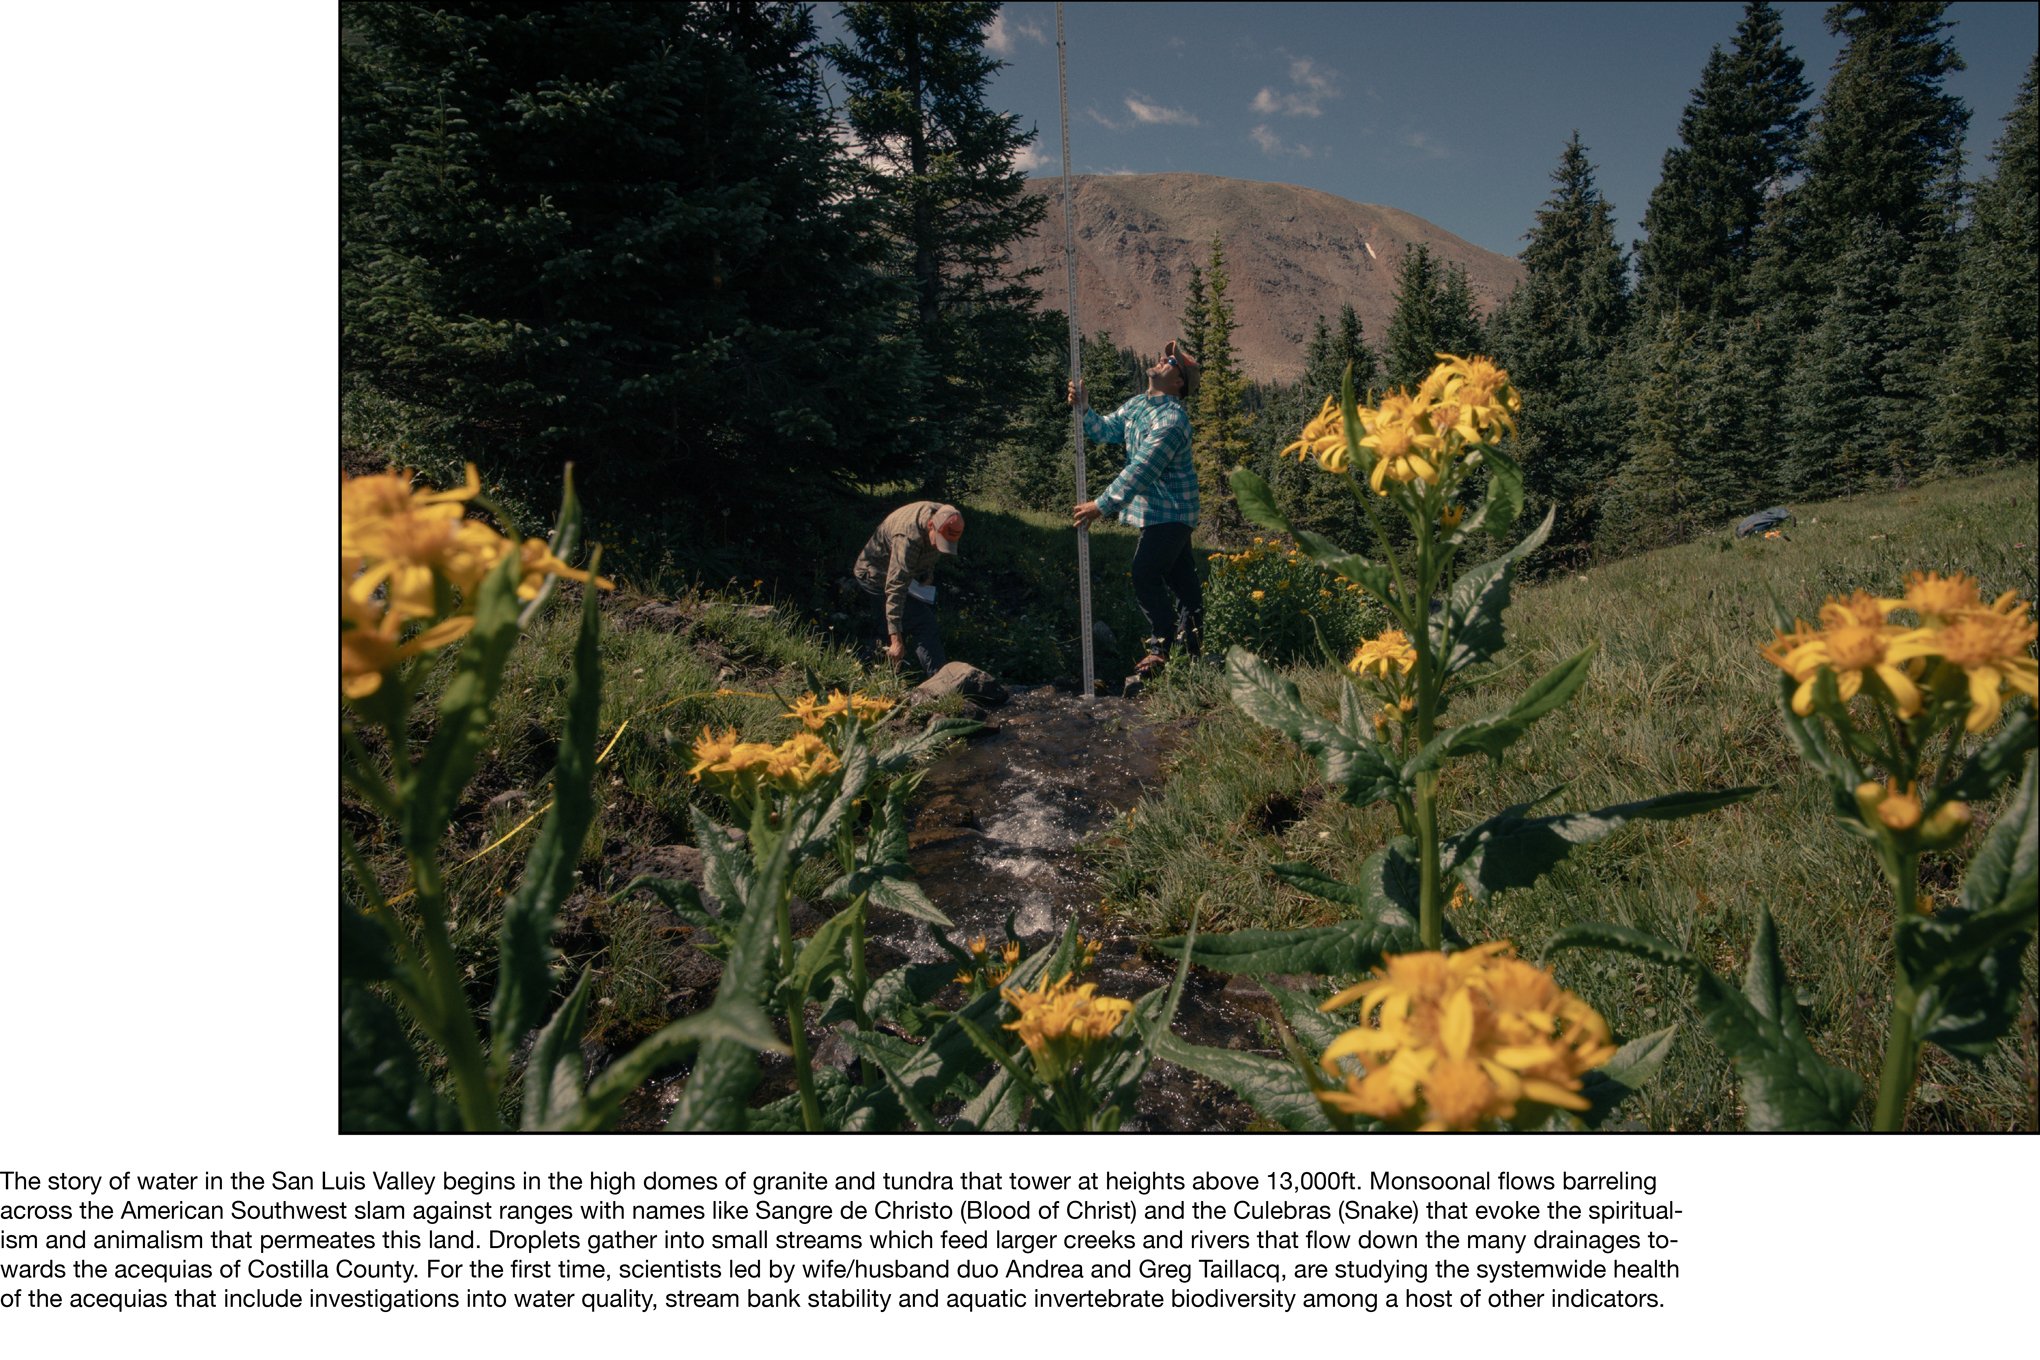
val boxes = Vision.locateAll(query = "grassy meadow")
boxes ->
[1099,466,2039,1131]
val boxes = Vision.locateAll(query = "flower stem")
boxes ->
[1412,511,1442,951]
[408,854,498,1131]
[776,891,823,1133]
[1873,852,1924,1132]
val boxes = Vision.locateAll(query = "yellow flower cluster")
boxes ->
[1347,628,1417,682]
[1762,573,2037,732]
[340,465,612,698]
[688,726,841,793]
[1316,942,1615,1131]
[1001,972,1134,1081]
[955,936,1022,989]
[785,689,894,730]
[1281,354,1520,495]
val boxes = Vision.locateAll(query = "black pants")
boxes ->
[857,580,946,675]
[1129,522,1203,656]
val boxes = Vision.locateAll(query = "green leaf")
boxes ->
[879,715,983,773]
[491,553,605,1069]
[839,950,1057,1131]
[1904,754,2038,1061]
[666,815,794,1131]
[782,728,875,862]
[1406,643,1596,774]
[1146,1032,1333,1132]
[1158,846,1421,976]
[340,900,394,985]
[845,1035,947,1131]
[1231,467,1295,538]
[783,904,860,1007]
[1292,528,1397,604]
[1475,446,1524,538]
[1260,981,1349,1052]
[1939,710,2038,804]
[1550,913,1861,1130]
[747,1067,858,1134]
[1572,1025,1677,1130]
[1431,506,1553,678]
[340,982,459,1133]
[1227,648,1403,809]
[570,999,785,1133]
[820,960,955,1032]
[1448,787,1759,900]
[616,874,732,954]
[520,969,595,1131]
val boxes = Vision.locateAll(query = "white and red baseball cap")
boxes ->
[930,505,965,554]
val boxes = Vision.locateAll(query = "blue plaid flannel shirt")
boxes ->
[1085,394,1199,529]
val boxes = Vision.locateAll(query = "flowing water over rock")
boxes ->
[870,686,1277,1132]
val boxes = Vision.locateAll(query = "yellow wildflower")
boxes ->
[514,537,614,601]
[1316,943,1614,1130]
[1281,395,1350,472]
[1251,590,1266,602]
[1348,628,1417,681]
[1440,503,1465,531]
[1002,973,1134,1082]
[1427,354,1520,440]
[340,582,474,698]
[969,936,989,959]
[1926,604,2038,732]
[1760,593,1935,718]
[1897,570,1982,623]
[1855,779,1922,832]
[762,732,839,788]
[1001,940,1022,964]
[1357,391,1443,494]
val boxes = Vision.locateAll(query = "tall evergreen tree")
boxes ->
[1179,263,1208,361]
[1434,264,1486,358]
[1194,237,1252,542]
[1637,3,1811,318]
[1784,220,1908,492]
[1301,303,1379,400]
[1497,134,1632,551]
[1383,244,1442,389]
[340,2,912,501]
[1932,56,2039,467]
[828,2,1047,483]
[1796,2,1968,272]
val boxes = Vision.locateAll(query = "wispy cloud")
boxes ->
[985,13,1046,55]
[1125,94,1199,126]
[1250,124,1312,159]
[1013,144,1055,174]
[1086,105,1127,131]
[1402,129,1450,159]
[1252,56,1341,118]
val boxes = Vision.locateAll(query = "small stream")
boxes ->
[866,685,1276,1132]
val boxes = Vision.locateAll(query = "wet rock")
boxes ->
[915,793,981,831]
[911,662,1008,707]
[612,843,704,891]
[620,600,696,633]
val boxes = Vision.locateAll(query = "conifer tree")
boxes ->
[1638,3,1811,318]
[1796,2,1968,272]
[1497,134,1632,550]
[1193,237,1251,541]
[1783,220,1907,493]
[340,2,910,501]
[1179,263,1208,361]
[1383,244,1442,389]
[1301,303,1379,400]
[828,2,1047,483]
[1434,264,1486,358]
[1931,56,2039,467]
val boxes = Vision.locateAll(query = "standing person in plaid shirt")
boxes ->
[1070,339,1204,680]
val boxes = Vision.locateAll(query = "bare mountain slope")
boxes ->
[1010,173,1524,383]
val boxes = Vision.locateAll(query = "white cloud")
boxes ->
[1014,144,1055,174]
[985,13,1046,55]
[1085,105,1127,131]
[1252,56,1340,118]
[1125,94,1199,126]
[1402,130,1450,159]
[1250,124,1311,159]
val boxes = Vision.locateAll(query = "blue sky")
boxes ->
[816,2,2037,259]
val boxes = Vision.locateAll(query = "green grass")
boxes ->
[1094,466,2040,1131]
